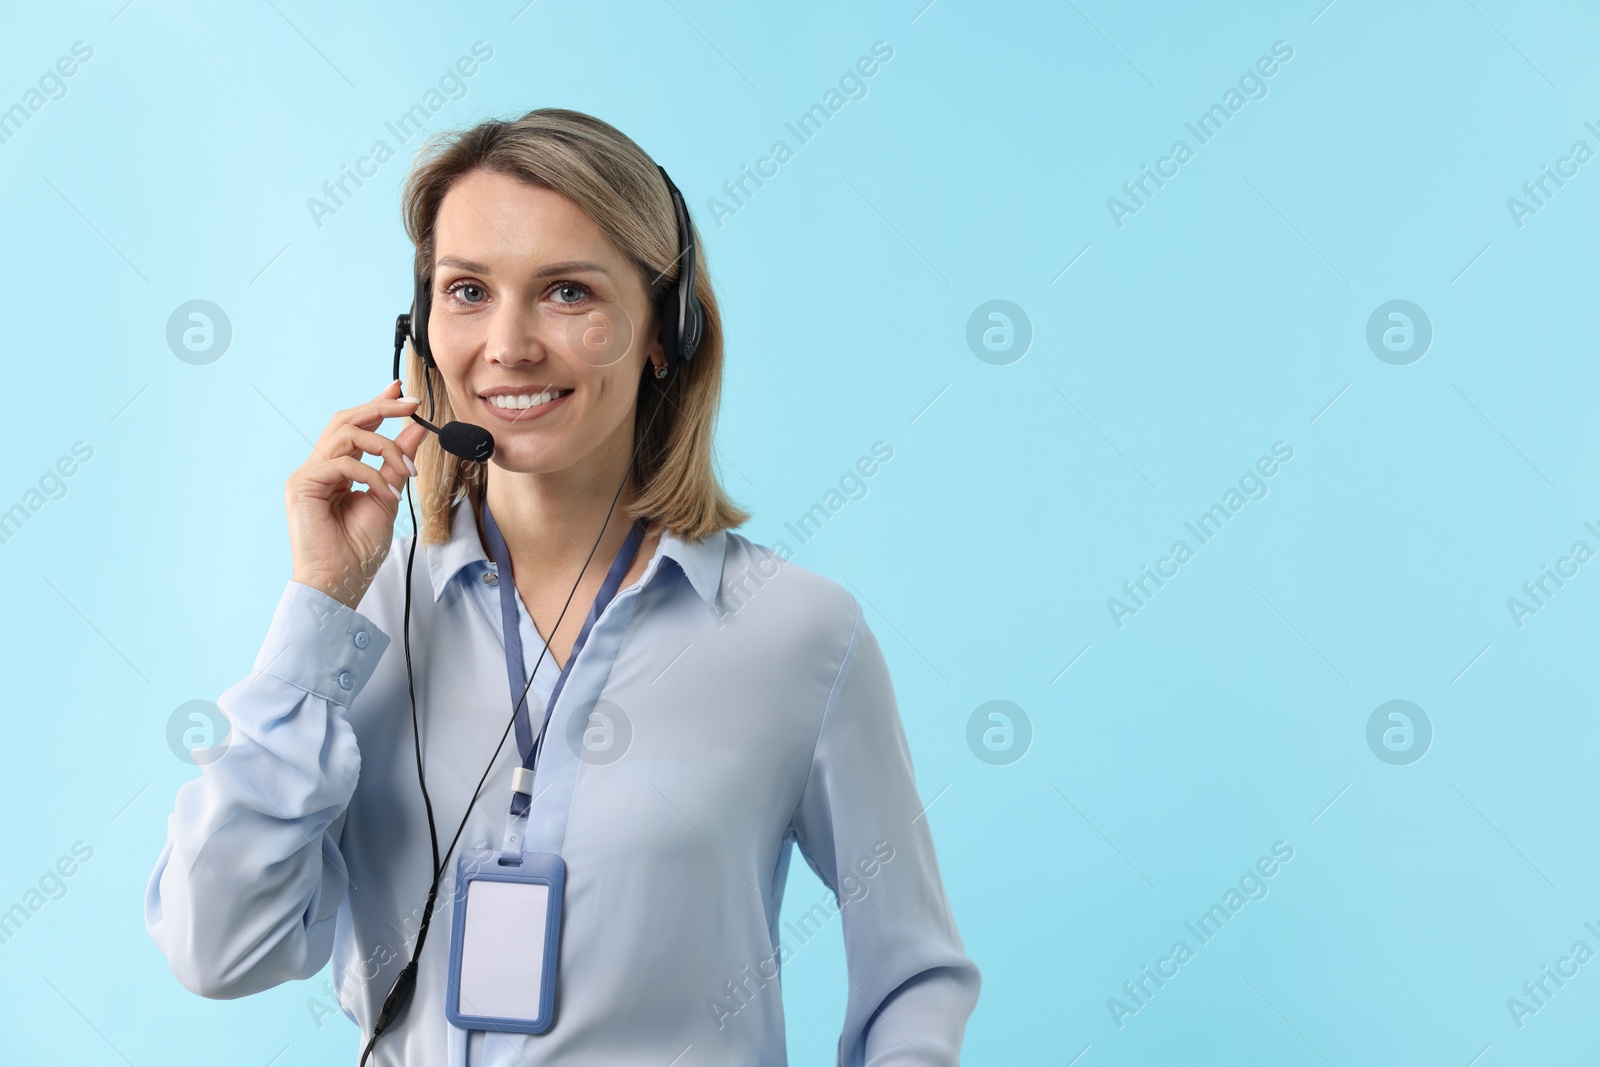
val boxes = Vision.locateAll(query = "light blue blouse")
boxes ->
[145,496,980,1065]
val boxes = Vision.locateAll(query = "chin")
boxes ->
[487,442,575,475]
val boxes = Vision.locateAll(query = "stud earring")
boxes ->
[654,362,669,379]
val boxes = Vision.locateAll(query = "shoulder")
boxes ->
[713,530,862,651]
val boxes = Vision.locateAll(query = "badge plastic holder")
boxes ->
[445,846,565,1035]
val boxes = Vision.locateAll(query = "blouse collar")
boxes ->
[425,495,726,608]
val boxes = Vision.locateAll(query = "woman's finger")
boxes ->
[396,420,429,459]
[347,392,423,432]
[322,379,418,432]
[334,426,412,481]
[319,454,402,505]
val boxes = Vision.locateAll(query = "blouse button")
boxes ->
[353,630,370,649]
[337,671,353,690]
[483,572,499,586]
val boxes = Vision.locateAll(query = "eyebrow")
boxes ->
[435,256,609,279]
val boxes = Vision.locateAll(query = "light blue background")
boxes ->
[1,1,1595,1064]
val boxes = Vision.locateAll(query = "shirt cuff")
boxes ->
[250,581,392,708]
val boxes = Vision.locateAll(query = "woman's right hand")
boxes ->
[287,379,430,609]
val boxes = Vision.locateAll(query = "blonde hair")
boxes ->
[399,108,749,544]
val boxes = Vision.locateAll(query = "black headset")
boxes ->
[361,163,701,1064]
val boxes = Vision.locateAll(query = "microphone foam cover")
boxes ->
[438,421,495,463]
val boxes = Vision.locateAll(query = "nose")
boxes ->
[483,294,549,368]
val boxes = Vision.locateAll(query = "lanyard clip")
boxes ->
[500,767,535,862]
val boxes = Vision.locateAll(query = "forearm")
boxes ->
[862,962,982,1066]
[145,581,389,998]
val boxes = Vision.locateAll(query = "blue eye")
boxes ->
[552,282,591,305]
[443,280,486,305]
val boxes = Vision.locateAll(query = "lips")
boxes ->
[479,388,572,423]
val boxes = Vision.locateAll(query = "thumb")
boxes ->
[398,421,429,458]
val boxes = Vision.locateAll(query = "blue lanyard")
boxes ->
[481,501,647,818]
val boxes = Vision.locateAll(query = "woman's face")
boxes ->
[427,168,662,476]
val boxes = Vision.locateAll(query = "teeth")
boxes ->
[488,390,567,409]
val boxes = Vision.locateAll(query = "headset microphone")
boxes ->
[390,316,497,462]
[359,163,700,1064]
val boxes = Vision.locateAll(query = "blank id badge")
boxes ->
[445,847,565,1034]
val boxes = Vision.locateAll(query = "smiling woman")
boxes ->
[145,107,979,1067]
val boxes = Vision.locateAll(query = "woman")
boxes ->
[145,108,979,1066]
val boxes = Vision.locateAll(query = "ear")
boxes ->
[645,331,667,375]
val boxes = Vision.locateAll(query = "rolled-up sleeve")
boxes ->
[789,599,981,1067]
[145,580,389,1000]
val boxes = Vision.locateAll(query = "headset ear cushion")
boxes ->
[670,231,702,367]
[681,299,702,364]
[410,272,435,367]
[657,296,678,368]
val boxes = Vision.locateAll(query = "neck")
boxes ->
[478,435,642,587]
